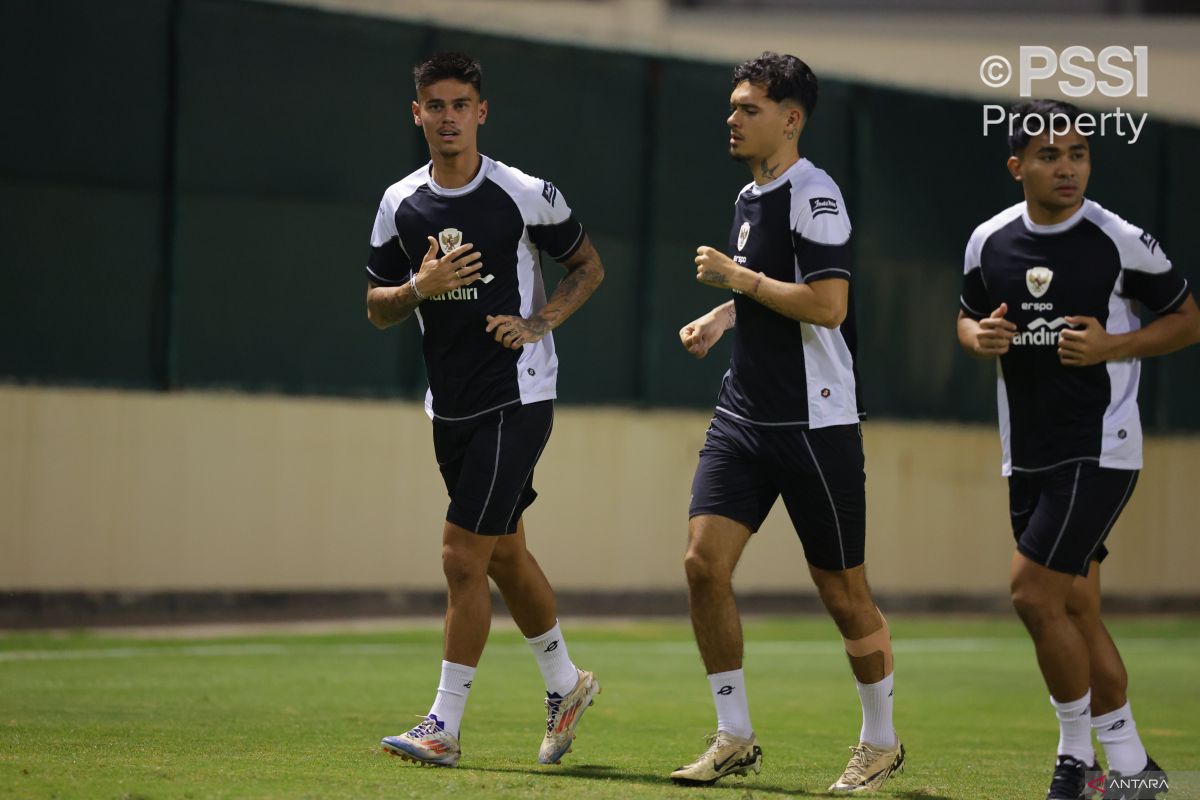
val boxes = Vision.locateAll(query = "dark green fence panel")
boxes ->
[641,59,746,408]
[3,0,1198,429]
[1148,123,1200,431]
[170,195,420,393]
[852,87,1016,423]
[0,0,168,385]
[171,0,428,395]
[0,185,164,383]
[0,0,169,188]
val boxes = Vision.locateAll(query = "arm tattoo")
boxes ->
[367,280,422,328]
[535,237,604,330]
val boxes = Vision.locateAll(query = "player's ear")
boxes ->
[1007,155,1022,182]
[412,100,421,127]
[478,98,488,125]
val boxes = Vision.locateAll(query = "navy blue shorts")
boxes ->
[1008,462,1138,576]
[433,400,553,536]
[689,414,866,571]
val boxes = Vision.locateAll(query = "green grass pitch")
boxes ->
[1,616,1197,799]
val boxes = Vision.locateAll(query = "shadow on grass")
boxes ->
[460,763,954,798]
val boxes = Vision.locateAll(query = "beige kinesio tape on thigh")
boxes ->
[842,609,893,675]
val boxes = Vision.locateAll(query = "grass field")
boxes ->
[1,616,1197,799]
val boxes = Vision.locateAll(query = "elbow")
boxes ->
[367,305,391,330]
[585,260,605,291]
[818,305,847,329]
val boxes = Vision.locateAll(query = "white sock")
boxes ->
[1093,701,1148,775]
[708,669,753,739]
[525,620,579,696]
[856,672,898,749]
[427,660,475,738]
[1050,691,1095,764]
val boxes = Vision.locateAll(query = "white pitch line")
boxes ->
[0,637,1193,663]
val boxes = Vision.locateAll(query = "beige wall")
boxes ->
[1,385,1196,594]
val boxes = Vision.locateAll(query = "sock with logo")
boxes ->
[1050,690,1095,764]
[856,672,898,749]
[708,669,753,739]
[427,660,475,738]
[1093,701,1147,775]
[525,620,579,697]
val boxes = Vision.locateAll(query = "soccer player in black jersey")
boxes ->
[670,53,903,793]
[959,99,1200,800]
[365,52,605,769]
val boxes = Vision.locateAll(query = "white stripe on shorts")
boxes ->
[801,430,846,570]
[475,410,505,531]
[1044,463,1082,565]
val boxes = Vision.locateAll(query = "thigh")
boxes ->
[1011,463,1138,577]
[442,401,555,536]
[777,424,866,572]
[688,415,778,533]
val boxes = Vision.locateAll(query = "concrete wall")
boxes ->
[2,385,1195,595]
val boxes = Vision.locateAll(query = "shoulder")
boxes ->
[968,202,1024,249]
[371,166,429,242]
[789,162,850,243]
[962,202,1023,273]
[485,159,571,223]
[381,164,431,210]
[1083,200,1171,273]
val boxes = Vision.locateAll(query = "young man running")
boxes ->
[365,51,605,768]
[673,51,903,793]
[958,99,1198,800]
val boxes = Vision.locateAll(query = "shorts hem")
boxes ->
[687,508,762,534]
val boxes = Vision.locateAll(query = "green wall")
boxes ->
[2,0,1197,429]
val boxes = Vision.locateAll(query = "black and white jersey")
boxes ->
[366,156,585,421]
[714,158,862,429]
[961,199,1190,475]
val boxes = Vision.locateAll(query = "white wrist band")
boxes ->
[410,272,426,302]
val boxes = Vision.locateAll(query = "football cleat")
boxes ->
[381,714,461,767]
[1046,755,1101,799]
[1100,754,1169,799]
[670,730,763,786]
[538,668,601,764]
[829,740,906,792]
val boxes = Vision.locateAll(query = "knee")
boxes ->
[486,546,525,583]
[814,572,873,629]
[1066,593,1100,623]
[442,546,488,588]
[818,587,854,624]
[683,548,732,590]
[1010,585,1061,628]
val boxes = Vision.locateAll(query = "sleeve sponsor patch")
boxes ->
[1139,230,1159,254]
[541,180,558,207]
[809,196,839,217]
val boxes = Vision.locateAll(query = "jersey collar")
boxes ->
[1022,199,1088,234]
[743,157,810,197]
[427,155,493,197]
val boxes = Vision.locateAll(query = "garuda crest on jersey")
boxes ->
[1026,266,1053,298]
[438,227,463,256]
[737,221,750,252]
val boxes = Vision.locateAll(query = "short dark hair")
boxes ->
[1008,99,1089,155]
[413,51,482,96]
[732,51,818,119]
